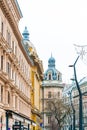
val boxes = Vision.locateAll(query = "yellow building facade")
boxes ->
[22,26,44,130]
[22,34,44,130]
[30,57,43,130]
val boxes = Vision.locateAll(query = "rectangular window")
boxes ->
[1,55,3,70]
[0,116,3,130]
[58,92,60,98]
[48,91,51,98]
[48,116,51,124]
[6,62,11,77]
[6,30,11,45]
[1,22,3,36]
[15,72,16,84]
[1,86,3,103]
[15,96,17,109]
[12,69,14,80]
[12,41,14,53]
[15,46,17,55]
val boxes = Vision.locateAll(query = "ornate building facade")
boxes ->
[63,77,87,130]
[22,27,44,130]
[42,55,64,130]
[0,0,43,130]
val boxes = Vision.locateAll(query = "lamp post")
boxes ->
[69,55,83,130]
[68,91,75,130]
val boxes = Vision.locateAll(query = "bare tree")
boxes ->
[45,97,71,130]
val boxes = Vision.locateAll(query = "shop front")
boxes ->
[5,110,34,130]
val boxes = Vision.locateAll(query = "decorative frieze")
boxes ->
[6,0,18,23]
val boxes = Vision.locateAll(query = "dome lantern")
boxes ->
[22,26,29,41]
[48,54,55,68]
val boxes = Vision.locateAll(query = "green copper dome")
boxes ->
[48,55,55,68]
[44,55,62,81]
[22,26,29,41]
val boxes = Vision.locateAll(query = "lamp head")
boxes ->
[69,65,74,67]
[70,78,75,81]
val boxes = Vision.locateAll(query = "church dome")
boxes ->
[44,55,62,81]
[22,27,37,54]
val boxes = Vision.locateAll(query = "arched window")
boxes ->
[48,74,51,80]
[58,74,60,80]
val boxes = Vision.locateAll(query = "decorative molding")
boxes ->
[6,0,18,23]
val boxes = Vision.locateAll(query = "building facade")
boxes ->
[42,55,64,130]
[72,77,87,130]
[0,0,36,129]
[22,27,44,130]
[63,77,87,130]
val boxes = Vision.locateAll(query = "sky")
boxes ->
[17,0,87,84]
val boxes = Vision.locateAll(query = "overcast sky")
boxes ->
[18,0,87,83]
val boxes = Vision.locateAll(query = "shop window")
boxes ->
[33,127,35,130]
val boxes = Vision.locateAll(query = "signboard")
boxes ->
[13,125,23,129]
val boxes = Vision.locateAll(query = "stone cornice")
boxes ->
[29,51,44,80]
[0,0,22,42]
[31,107,41,118]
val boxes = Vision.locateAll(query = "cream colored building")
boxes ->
[63,77,87,130]
[72,77,87,130]
[42,55,64,130]
[0,0,35,129]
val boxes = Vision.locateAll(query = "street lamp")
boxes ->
[68,91,75,130]
[69,55,83,130]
